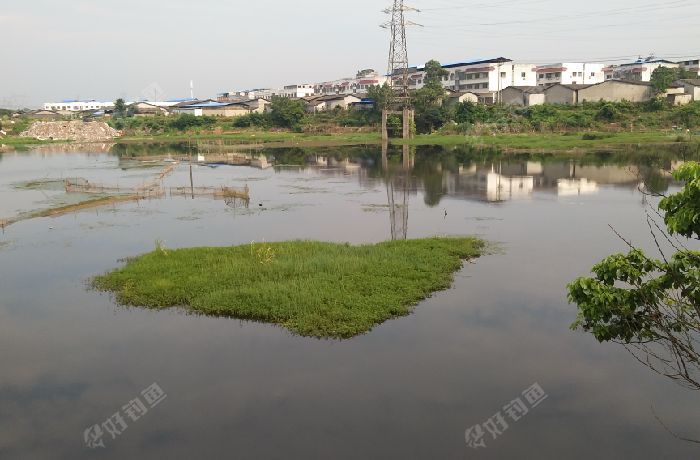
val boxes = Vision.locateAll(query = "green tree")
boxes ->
[114,98,127,118]
[413,60,449,134]
[367,83,394,113]
[650,67,679,95]
[568,162,700,390]
[415,60,448,108]
[269,97,306,129]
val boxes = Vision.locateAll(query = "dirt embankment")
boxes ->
[21,121,121,142]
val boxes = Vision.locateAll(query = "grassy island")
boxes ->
[93,237,485,338]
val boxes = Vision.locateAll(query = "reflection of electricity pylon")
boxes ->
[384,143,411,240]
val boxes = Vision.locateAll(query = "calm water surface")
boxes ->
[0,143,698,459]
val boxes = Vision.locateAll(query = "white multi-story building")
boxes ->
[678,58,700,77]
[43,100,115,112]
[603,56,679,82]
[217,89,276,102]
[278,84,316,98]
[535,63,605,86]
[405,58,537,103]
[316,69,388,96]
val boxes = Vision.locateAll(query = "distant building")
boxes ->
[217,89,275,102]
[43,100,114,112]
[26,110,63,120]
[544,80,656,104]
[676,79,700,101]
[172,100,267,117]
[129,102,170,117]
[535,63,605,86]
[315,70,388,96]
[405,58,537,104]
[603,56,679,82]
[578,80,655,103]
[500,86,546,106]
[446,90,480,105]
[278,84,316,99]
[678,58,700,77]
[304,94,362,113]
[170,100,216,116]
[543,84,594,104]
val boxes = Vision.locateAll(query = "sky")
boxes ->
[1,0,699,108]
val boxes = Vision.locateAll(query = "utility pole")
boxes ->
[381,1,419,141]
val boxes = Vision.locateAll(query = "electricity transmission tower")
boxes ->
[381,1,419,140]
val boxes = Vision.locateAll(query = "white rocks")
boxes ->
[20,121,122,142]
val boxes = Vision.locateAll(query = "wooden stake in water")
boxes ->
[189,138,194,200]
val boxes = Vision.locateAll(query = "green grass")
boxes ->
[115,130,698,151]
[402,131,697,149]
[118,131,382,145]
[93,237,485,338]
[0,136,59,146]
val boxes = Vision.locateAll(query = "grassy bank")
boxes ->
[0,136,58,146]
[117,131,381,146]
[93,237,485,338]
[404,131,697,150]
[117,130,697,151]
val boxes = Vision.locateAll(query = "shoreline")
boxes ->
[2,130,698,153]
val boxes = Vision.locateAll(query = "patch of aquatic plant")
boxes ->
[92,237,485,338]
[13,179,66,191]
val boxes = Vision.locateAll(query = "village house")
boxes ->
[544,80,662,104]
[446,90,480,105]
[25,109,64,120]
[543,84,594,104]
[305,94,362,113]
[170,100,216,116]
[129,102,171,117]
[500,86,546,106]
[534,63,605,86]
[678,58,700,77]
[676,80,700,101]
[578,80,655,103]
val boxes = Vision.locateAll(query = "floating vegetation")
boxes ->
[13,179,66,191]
[93,237,486,339]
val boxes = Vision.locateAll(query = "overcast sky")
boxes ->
[2,0,699,107]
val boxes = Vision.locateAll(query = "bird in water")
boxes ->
[444,210,448,218]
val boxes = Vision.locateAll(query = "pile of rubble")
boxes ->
[20,121,121,142]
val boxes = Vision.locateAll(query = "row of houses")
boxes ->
[400,55,700,104]
[500,79,700,107]
[37,55,700,116]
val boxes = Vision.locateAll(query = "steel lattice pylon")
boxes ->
[383,1,418,109]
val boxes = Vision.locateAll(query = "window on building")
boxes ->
[521,72,526,78]
[546,73,553,79]
[555,72,561,77]
[500,72,506,78]
[481,83,488,89]
[539,74,544,79]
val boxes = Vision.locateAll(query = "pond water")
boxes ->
[0,142,699,459]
